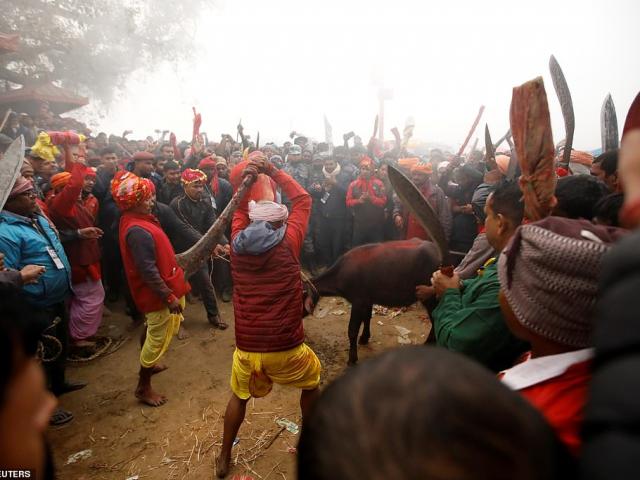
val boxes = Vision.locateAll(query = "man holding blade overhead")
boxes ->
[215,152,321,478]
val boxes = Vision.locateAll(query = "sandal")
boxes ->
[208,315,229,330]
[50,408,74,426]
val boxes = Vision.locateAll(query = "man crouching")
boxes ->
[215,152,321,478]
[112,172,190,407]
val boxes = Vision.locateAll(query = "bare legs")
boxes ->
[216,394,248,478]
[134,327,168,407]
[215,388,319,478]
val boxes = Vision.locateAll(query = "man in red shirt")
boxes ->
[498,217,625,455]
[112,172,190,407]
[215,153,321,478]
[346,156,387,246]
[393,162,451,242]
[47,159,104,349]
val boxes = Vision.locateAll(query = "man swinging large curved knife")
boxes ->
[388,164,450,267]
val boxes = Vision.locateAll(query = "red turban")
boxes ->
[496,155,510,175]
[229,160,277,209]
[198,156,217,169]
[181,168,207,185]
[359,156,374,168]
[85,167,97,178]
[111,171,153,211]
[247,150,267,163]
[410,162,433,175]
[51,172,72,190]
[398,157,419,172]
[141,177,156,194]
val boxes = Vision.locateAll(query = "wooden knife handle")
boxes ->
[440,265,454,278]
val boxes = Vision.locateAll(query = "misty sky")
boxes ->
[93,0,639,152]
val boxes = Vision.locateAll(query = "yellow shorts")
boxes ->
[230,343,322,400]
[139,297,185,369]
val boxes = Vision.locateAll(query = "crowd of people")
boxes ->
[0,105,638,480]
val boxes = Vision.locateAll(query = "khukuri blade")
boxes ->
[622,91,640,140]
[549,55,575,168]
[388,164,449,265]
[0,136,25,211]
[175,173,256,278]
[484,124,496,171]
[600,94,619,152]
[456,105,485,156]
[510,77,556,221]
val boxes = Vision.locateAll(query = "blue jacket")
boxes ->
[0,211,71,307]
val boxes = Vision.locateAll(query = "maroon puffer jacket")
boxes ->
[231,238,304,352]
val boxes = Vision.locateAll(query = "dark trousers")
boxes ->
[189,263,219,318]
[212,258,232,295]
[101,232,122,298]
[317,216,346,266]
[32,302,69,394]
[352,222,384,247]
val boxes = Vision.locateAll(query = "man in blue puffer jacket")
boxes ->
[0,175,86,425]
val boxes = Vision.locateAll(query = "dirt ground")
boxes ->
[50,295,431,480]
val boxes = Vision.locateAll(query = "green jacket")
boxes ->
[432,258,528,372]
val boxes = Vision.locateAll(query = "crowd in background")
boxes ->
[0,110,635,479]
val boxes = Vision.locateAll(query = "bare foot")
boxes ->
[177,325,190,340]
[135,386,167,407]
[151,364,168,375]
[215,453,230,478]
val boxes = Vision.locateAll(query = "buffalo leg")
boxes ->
[358,303,373,345]
[347,302,369,365]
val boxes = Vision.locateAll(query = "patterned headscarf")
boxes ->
[498,217,626,348]
[8,176,34,200]
[111,171,153,211]
[181,168,207,185]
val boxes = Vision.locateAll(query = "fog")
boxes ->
[95,0,640,151]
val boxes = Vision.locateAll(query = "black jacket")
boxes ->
[170,194,216,236]
[581,228,640,479]
[154,201,201,254]
[157,182,184,206]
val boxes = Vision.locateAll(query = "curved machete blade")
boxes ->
[0,136,25,211]
[622,91,640,140]
[549,55,575,167]
[484,124,496,171]
[600,93,619,152]
[387,164,449,265]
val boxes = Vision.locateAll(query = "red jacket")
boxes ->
[520,360,591,456]
[231,169,311,352]
[47,163,101,283]
[500,350,592,456]
[119,212,190,313]
[346,177,387,208]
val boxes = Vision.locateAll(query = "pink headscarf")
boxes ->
[8,176,34,200]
